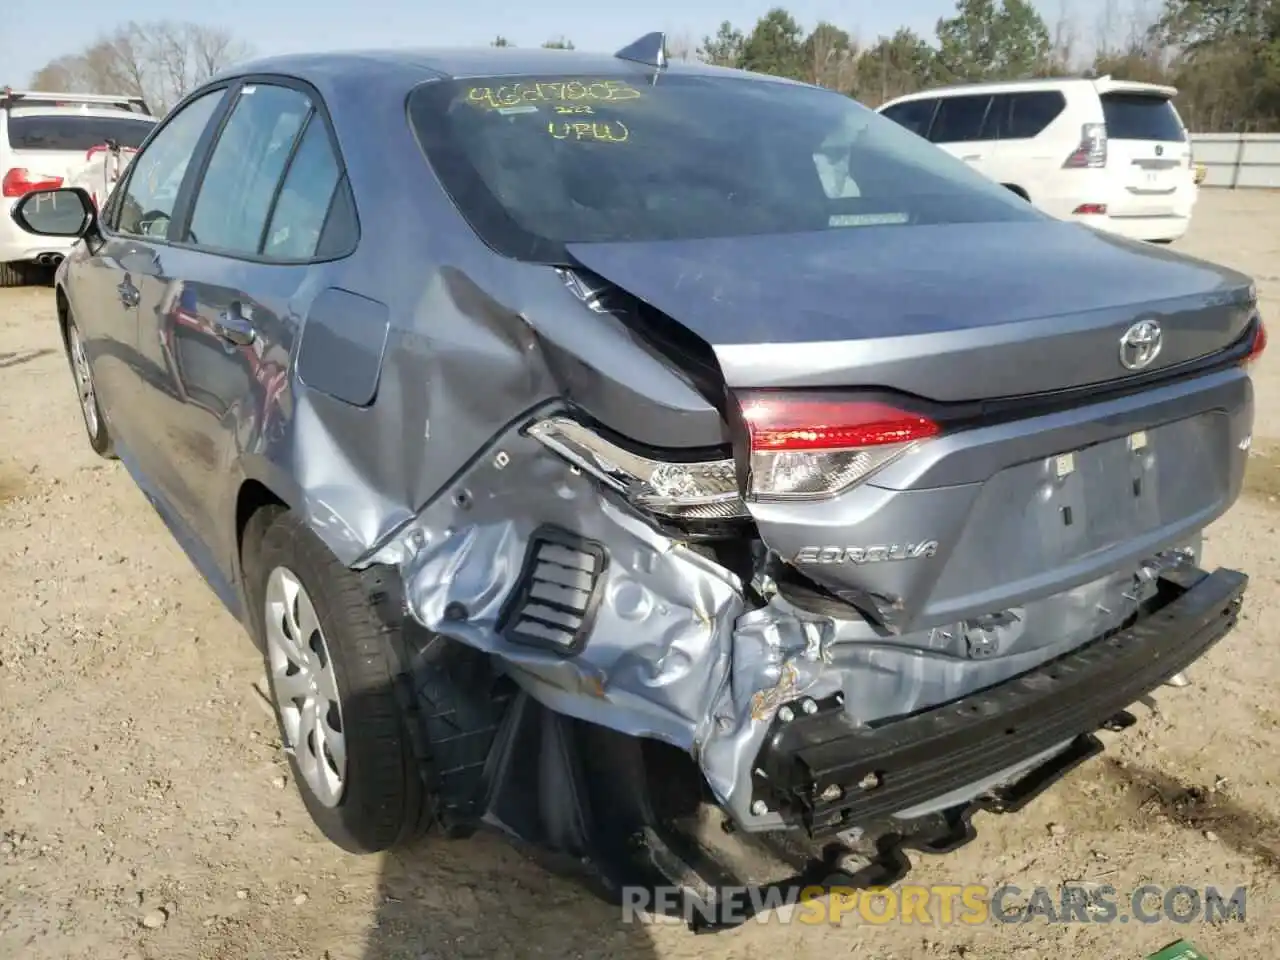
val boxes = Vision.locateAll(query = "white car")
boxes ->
[877,76,1198,243]
[1,89,155,286]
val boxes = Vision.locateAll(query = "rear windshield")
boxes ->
[409,74,1041,262]
[6,114,155,151]
[1100,94,1186,142]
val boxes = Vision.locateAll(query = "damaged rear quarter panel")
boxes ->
[385,425,746,748]
[230,70,727,579]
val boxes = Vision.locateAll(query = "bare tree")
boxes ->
[189,24,247,81]
[27,20,252,113]
[666,31,697,62]
[72,26,151,102]
[153,23,191,107]
[1094,0,1121,57]
[1047,0,1080,74]
[29,56,87,92]
[1124,0,1156,52]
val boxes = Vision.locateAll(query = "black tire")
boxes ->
[242,506,509,853]
[64,315,115,458]
[1003,184,1031,202]
[0,261,29,288]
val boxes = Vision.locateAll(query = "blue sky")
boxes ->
[2,0,1104,86]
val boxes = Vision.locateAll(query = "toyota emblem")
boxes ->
[1119,319,1164,370]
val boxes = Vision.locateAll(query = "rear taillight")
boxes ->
[526,416,747,520]
[1243,318,1267,370]
[1063,122,1107,169]
[738,393,940,500]
[2,167,64,198]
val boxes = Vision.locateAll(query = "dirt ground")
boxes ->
[1,189,1279,960]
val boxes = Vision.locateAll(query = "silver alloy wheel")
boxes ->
[264,566,347,807]
[67,325,100,438]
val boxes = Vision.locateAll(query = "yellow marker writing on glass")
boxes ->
[546,120,630,143]
[467,80,641,110]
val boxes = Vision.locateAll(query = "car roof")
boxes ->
[221,46,801,87]
[881,75,1178,108]
[883,77,1096,105]
[6,106,156,120]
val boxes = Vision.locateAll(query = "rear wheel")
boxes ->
[65,317,114,458]
[243,507,510,852]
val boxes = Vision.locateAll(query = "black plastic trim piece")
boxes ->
[496,525,608,657]
[753,565,1247,836]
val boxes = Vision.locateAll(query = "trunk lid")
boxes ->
[569,220,1256,637]
[566,219,1253,402]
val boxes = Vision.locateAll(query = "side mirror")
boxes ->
[10,187,97,239]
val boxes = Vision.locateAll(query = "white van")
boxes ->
[877,76,1198,243]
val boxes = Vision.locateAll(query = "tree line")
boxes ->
[28,21,252,115]
[689,0,1279,132]
[24,1,1280,131]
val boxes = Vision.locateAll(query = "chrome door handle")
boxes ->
[214,310,256,346]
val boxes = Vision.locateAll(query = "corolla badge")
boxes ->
[793,542,939,565]
[1119,319,1163,371]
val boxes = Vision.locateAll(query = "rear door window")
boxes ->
[186,84,313,256]
[1005,91,1066,139]
[879,99,938,138]
[6,115,155,151]
[261,115,344,259]
[930,95,992,144]
[1101,94,1186,141]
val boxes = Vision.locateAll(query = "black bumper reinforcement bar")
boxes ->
[753,565,1247,837]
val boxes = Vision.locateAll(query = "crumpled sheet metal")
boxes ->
[705,550,1194,828]
[386,418,745,750]
[378,412,1192,833]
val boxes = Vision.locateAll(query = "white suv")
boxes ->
[1,89,155,286]
[877,76,1198,243]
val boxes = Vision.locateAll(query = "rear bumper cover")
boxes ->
[753,564,1246,837]
[1078,212,1192,242]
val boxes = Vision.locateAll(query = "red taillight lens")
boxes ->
[1063,122,1108,169]
[742,397,939,450]
[1243,318,1267,369]
[1073,203,1108,216]
[738,393,940,499]
[2,167,64,198]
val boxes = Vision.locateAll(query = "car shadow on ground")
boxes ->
[262,673,665,959]
[0,348,55,369]
[360,831,661,959]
